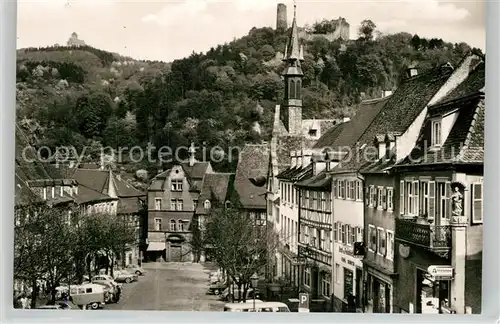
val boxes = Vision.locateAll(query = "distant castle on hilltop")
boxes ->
[276,3,349,41]
[67,32,86,47]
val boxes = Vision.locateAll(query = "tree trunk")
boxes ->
[30,278,38,309]
[237,283,242,303]
[50,287,57,304]
[242,284,249,303]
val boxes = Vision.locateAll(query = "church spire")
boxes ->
[284,2,302,62]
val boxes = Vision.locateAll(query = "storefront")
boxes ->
[333,244,363,312]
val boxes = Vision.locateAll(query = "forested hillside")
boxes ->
[15,22,479,173]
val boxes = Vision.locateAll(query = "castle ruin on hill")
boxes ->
[276,3,350,41]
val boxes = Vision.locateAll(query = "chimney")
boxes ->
[383,90,393,98]
[290,151,297,168]
[188,142,196,167]
[302,149,312,167]
[407,67,418,78]
[296,150,302,167]
[343,117,350,123]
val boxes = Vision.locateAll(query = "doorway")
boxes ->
[356,268,363,307]
[171,245,182,262]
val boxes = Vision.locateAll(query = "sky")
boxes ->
[17,0,485,62]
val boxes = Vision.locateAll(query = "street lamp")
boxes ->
[250,272,259,312]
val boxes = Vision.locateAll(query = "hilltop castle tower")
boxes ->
[276,3,288,31]
[281,3,304,136]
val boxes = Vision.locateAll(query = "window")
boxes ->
[309,129,318,137]
[154,218,162,231]
[406,181,419,215]
[340,180,345,199]
[431,120,442,146]
[377,187,383,209]
[171,179,183,191]
[178,221,184,232]
[321,273,331,297]
[356,181,363,201]
[170,199,176,210]
[377,228,386,256]
[341,224,346,244]
[335,264,340,283]
[437,182,448,219]
[43,187,47,200]
[204,200,211,210]
[333,180,338,198]
[368,225,376,252]
[86,288,92,293]
[51,186,55,199]
[170,219,176,231]
[320,229,325,250]
[193,199,198,208]
[472,182,483,223]
[304,267,311,287]
[356,227,363,242]
[369,186,375,207]
[387,188,393,211]
[334,222,338,241]
[176,199,183,211]
[289,79,296,99]
[350,226,356,245]
[386,230,394,261]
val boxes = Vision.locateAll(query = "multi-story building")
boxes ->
[146,146,212,262]
[391,56,484,314]
[193,172,234,262]
[295,149,335,309]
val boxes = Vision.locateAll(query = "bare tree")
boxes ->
[203,204,281,303]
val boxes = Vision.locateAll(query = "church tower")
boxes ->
[281,2,304,136]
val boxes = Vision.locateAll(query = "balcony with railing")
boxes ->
[395,218,451,254]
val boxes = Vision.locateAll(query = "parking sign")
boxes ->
[298,293,309,310]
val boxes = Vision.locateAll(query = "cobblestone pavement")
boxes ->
[105,262,225,311]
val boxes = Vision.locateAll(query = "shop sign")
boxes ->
[427,265,454,280]
[339,245,354,256]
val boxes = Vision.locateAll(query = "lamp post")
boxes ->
[251,272,259,312]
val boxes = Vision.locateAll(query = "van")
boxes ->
[223,301,291,312]
[69,283,106,310]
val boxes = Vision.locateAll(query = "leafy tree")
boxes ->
[203,203,281,302]
[358,19,377,41]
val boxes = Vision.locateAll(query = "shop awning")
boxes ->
[146,242,166,251]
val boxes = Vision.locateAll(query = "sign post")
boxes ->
[427,265,454,280]
[298,293,310,312]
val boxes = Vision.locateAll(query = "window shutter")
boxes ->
[428,181,436,219]
[413,181,420,215]
[399,180,405,215]
[382,188,387,210]
[365,186,370,206]
[445,181,452,220]
[333,180,337,198]
[472,183,483,223]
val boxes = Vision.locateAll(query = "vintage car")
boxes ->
[69,283,106,310]
[113,270,138,283]
[126,264,146,276]
[208,280,227,295]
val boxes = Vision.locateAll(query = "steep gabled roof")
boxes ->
[313,121,349,149]
[330,97,389,150]
[195,173,234,215]
[333,65,454,173]
[180,161,211,180]
[295,170,331,190]
[234,144,269,209]
[397,94,484,167]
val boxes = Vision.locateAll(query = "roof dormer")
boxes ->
[374,134,386,160]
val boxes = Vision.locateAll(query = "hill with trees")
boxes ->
[15,20,480,174]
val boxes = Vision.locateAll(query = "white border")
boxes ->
[2,0,499,323]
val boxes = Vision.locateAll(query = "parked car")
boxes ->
[91,275,122,296]
[69,283,106,310]
[220,286,261,302]
[208,280,227,295]
[113,270,138,283]
[126,264,146,276]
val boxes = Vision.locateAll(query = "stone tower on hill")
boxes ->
[67,32,86,47]
[276,3,287,31]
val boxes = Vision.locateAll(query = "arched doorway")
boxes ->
[167,234,185,262]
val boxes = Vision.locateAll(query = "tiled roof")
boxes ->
[234,144,269,209]
[73,169,109,194]
[118,197,142,214]
[15,174,42,206]
[114,176,145,197]
[180,161,210,179]
[313,122,349,149]
[74,185,116,204]
[334,66,453,173]
[276,136,306,174]
[195,173,234,215]
[360,158,396,174]
[436,61,485,104]
[277,163,313,182]
[319,97,389,151]
[397,94,484,167]
[295,170,331,190]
